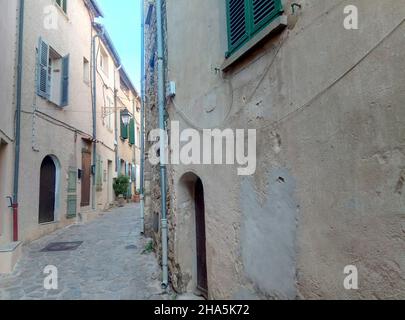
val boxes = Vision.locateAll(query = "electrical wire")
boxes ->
[254,17,405,133]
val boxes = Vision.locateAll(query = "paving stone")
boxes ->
[0,204,168,300]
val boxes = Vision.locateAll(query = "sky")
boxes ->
[96,0,142,92]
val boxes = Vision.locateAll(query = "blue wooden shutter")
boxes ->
[37,38,49,98]
[60,55,69,107]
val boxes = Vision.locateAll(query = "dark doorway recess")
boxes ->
[81,149,91,207]
[195,178,208,298]
[39,156,56,224]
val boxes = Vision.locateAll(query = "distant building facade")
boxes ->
[0,0,140,273]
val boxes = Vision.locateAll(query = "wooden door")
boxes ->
[195,178,208,297]
[81,150,91,207]
[39,156,56,224]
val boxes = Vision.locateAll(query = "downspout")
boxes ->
[12,0,25,242]
[140,0,146,234]
[156,0,169,289]
[91,25,105,210]
[114,65,122,176]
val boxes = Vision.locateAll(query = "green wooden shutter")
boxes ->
[226,0,249,57]
[67,195,77,218]
[37,38,50,98]
[226,0,283,57]
[96,155,103,191]
[67,167,77,218]
[120,111,129,140]
[129,118,135,145]
[62,0,67,13]
[251,0,283,34]
[67,167,77,193]
[60,55,69,107]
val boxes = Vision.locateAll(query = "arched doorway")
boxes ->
[39,156,57,224]
[177,173,208,298]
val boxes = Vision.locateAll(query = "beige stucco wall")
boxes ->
[0,0,18,246]
[94,39,117,209]
[145,0,405,299]
[18,0,94,241]
[16,0,134,242]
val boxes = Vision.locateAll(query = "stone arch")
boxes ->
[38,155,61,224]
[175,172,208,298]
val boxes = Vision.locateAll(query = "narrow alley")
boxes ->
[0,205,167,300]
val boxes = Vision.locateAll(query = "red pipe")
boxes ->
[12,203,18,242]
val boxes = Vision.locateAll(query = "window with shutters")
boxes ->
[36,38,69,107]
[226,0,284,57]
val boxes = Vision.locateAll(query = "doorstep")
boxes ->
[0,241,22,274]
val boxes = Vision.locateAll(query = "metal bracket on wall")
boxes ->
[291,3,302,15]
[6,196,13,208]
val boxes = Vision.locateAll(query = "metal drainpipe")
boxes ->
[156,0,169,289]
[12,0,25,242]
[114,65,122,176]
[91,26,105,210]
[140,0,146,235]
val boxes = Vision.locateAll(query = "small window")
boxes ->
[83,57,89,84]
[106,97,113,130]
[99,46,109,76]
[37,38,69,107]
[55,0,67,14]
[226,0,283,57]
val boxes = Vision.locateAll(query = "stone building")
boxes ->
[0,0,139,273]
[144,0,405,299]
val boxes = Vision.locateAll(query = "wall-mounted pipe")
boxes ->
[156,0,169,289]
[91,25,105,210]
[114,64,122,176]
[12,0,25,242]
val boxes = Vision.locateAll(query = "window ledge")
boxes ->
[222,15,287,72]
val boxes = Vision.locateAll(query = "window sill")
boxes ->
[39,221,59,226]
[222,15,287,72]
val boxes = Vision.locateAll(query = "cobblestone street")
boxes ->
[0,204,168,300]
